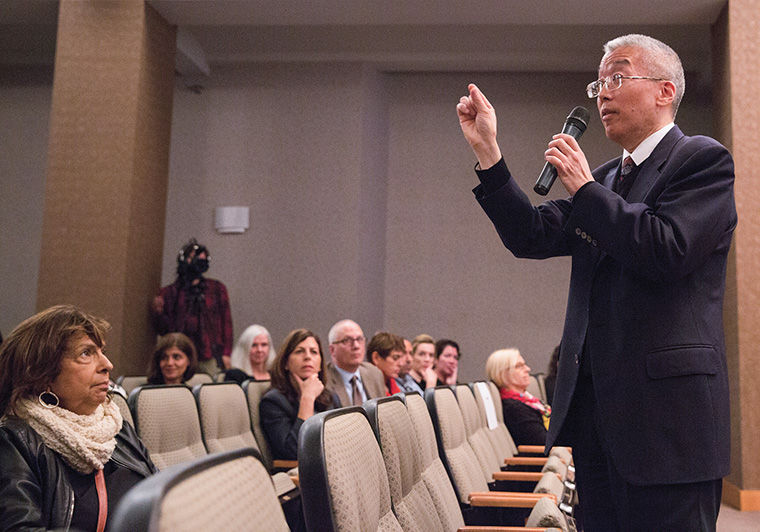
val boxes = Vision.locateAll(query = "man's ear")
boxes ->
[657,80,676,109]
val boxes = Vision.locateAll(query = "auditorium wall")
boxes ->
[1,62,711,381]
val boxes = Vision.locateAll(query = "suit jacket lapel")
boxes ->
[626,126,684,203]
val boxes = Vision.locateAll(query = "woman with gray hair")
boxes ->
[486,347,550,446]
[229,324,276,380]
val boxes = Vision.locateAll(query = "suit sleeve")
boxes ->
[568,139,736,282]
[259,392,303,461]
[474,158,575,260]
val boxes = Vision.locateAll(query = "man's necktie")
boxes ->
[615,156,637,197]
[350,375,363,406]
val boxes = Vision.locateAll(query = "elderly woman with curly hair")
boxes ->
[0,305,156,531]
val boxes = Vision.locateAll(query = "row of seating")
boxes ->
[116,372,218,396]
[298,386,576,531]
[110,378,573,531]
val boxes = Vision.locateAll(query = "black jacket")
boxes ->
[0,415,156,531]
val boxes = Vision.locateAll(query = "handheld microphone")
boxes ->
[533,106,591,195]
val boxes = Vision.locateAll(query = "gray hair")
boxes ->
[603,34,685,117]
[327,319,362,345]
[229,324,276,374]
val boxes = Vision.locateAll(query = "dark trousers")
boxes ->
[565,372,722,531]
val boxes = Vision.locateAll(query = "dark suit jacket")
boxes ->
[259,388,336,460]
[474,126,736,485]
[325,361,386,407]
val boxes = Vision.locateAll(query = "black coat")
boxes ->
[0,415,156,531]
[475,126,735,485]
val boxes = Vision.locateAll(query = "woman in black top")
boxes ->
[486,347,551,446]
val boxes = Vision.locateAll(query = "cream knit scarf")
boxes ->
[15,396,123,474]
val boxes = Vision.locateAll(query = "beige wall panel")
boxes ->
[730,0,760,495]
[37,1,175,374]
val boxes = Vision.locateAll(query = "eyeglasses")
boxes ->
[586,73,667,98]
[333,335,365,346]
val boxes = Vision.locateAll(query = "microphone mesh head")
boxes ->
[567,106,591,130]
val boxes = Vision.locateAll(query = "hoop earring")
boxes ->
[38,389,60,409]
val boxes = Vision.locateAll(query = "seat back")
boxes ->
[299,407,402,532]
[527,375,544,402]
[534,373,548,403]
[185,372,214,387]
[455,383,504,480]
[242,379,275,469]
[117,375,148,395]
[110,448,289,532]
[487,381,519,455]
[193,382,259,454]
[110,389,134,427]
[404,392,465,529]
[424,386,489,503]
[364,396,446,531]
[128,385,207,470]
[471,381,517,461]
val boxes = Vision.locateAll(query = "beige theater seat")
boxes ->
[110,448,289,532]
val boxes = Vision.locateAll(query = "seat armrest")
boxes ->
[459,527,554,531]
[492,471,548,482]
[273,459,298,469]
[469,492,556,508]
[505,456,548,467]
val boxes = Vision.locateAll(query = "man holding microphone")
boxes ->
[457,34,736,530]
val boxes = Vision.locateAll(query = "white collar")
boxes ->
[623,122,675,166]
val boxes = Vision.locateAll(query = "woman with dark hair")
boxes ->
[366,332,405,396]
[434,338,460,386]
[146,332,199,385]
[0,305,156,531]
[259,329,336,460]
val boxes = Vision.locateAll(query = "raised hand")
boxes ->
[457,83,502,168]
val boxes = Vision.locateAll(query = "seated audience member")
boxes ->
[147,332,198,385]
[486,348,551,446]
[395,338,423,393]
[366,332,406,396]
[544,344,560,406]
[0,305,156,530]
[434,338,460,386]
[409,333,438,390]
[229,324,275,380]
[260,329,336,460]
[325,319,385,406]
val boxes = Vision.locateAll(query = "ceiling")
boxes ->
[1,0,726,79]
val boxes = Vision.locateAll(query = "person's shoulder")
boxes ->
[324,362,341,381]
[0,416,40,442]
[261,388,290,407]
[359,361,384,378]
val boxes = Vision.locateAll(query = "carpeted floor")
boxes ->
[717,504,760,531]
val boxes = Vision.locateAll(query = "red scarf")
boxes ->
[500,388,551,428]
[386,378,401,396]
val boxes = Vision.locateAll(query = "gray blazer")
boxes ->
[326,361,386,406]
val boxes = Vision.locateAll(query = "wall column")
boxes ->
[713,0,760,511]
[37,1,176,375]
